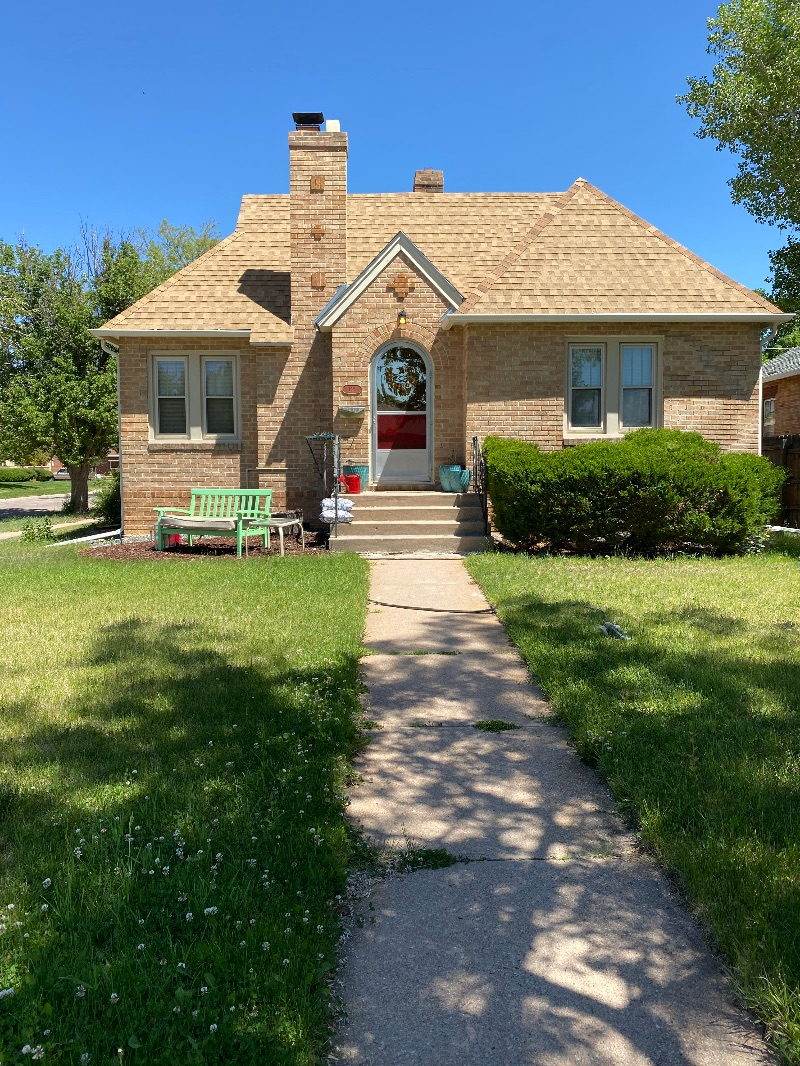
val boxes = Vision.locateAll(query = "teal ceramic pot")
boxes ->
[438,464,463,492]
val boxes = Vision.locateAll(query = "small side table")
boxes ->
[264,514,305,557]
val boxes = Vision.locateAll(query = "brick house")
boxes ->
[762,348,800,438]
[92,114,792,537]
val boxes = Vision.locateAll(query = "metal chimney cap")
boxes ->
[293,112,325,129]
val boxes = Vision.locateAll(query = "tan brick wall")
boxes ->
[118,338,262,534]
[766,376,800,436]
[330,253,466,484]
[465,321,761,453]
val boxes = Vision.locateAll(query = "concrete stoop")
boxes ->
[329,490,488,554]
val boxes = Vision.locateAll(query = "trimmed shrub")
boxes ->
[34,467,54,481]
[0,467,37,484]
[484,430,787,556]
[91,469,121,525]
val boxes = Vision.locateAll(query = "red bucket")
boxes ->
[343,474,361,494]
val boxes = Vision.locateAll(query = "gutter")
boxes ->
[90,328,252,339]
[440,311,795,329]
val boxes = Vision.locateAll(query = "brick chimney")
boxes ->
[289,113,348,329]
[413,168,444,192]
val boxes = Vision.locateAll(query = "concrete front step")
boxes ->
[354,491,478,508]
[349,505,483,522]
[329,533,488,554]
[336,519,487,537]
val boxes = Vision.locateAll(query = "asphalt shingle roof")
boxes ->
[100,180,784,336]
[763,346,800,380]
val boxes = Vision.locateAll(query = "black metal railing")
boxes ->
[472,435,490,535]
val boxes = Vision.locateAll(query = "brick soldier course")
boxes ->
[93,114,792,536]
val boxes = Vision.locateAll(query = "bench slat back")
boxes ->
[189,489,272,520]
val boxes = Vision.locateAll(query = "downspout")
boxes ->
[100,337,124,536]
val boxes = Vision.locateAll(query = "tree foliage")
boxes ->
[0,221,219,511]
[679,0,800,229]
[766,239,800,350]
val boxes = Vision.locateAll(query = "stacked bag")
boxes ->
[319,497,354,524]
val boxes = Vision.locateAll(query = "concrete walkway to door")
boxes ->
[333,558,774,1066]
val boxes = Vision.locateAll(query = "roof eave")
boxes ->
[440,311,795,330]
[90,328,292,348]
[762,367,800,384]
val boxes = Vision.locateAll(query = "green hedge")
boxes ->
[34,467,54,481]
[484,430,787,555]
[0,467,37,484]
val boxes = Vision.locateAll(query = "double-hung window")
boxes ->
[567,339,660,436]
[151,353,239,441]
[763,397,776,428]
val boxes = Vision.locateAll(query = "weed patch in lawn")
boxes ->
[472,719,520,732]
[0,545,369,1064]
[467,549,800,1064]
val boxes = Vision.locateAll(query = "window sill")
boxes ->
[148,441,242,453]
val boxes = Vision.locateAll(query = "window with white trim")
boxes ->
[763,397,776,427]
[151,353,239,440]
[566,339,661,436]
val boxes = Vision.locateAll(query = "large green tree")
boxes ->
[0,221,218,512]
[679,0,800,228]
[680,0,800,347]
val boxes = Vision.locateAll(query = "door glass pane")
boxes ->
[571,389,601,427]
[622,388,652,427]
[571,348,602,388]
[375,348,427,412]
[377,414,427,450]
[622,346,653,387]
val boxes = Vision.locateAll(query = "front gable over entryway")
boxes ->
[314,231,464,331]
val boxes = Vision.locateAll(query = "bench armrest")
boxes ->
[154,507,191,518]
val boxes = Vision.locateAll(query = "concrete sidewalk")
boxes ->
[333,558,773,1066]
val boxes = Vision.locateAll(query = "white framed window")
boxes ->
[150,353,239,441]
[566,338,661,436]
[763,397,776,426]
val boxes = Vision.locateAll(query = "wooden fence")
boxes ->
[762,435,800,528]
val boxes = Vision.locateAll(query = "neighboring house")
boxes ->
[92,114,792,536]
[762,348,800,439]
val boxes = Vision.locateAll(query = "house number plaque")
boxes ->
[341,385,362,396]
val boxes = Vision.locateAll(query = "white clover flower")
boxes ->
[192,1010,198,1018]
[204,907,218,917]
[0,925,6,934]
[109,992,119,1004]
[40,903,49,912]
[0,987,13,999]
[262,942,270,951]
[200,986,209,995]
[21,1046,32,1055]
[239,940,246,948]
[185,913,194,921]
[282,958,290,967]
[32,1048,44,1060]
[80,1055,90,1064]
[42,879,52,890]
[173,1006,181,1013]
[209,1024,217,1033]
[138,918,145,925]
[177,962,186,969]
[137,943,145,951]
[75,985,86,998]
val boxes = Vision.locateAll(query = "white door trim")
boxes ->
[370,341,434,485]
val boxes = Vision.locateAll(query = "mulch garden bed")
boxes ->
[80,530,327,562]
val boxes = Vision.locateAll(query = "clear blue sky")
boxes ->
[0,0,782,292]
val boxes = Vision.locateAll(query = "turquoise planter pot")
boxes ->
[343,464,369,488]
[439,465,471,493]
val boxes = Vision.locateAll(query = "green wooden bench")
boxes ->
[155,489,273,558]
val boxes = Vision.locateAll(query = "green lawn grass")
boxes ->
[467,538,800,1064]
[0,481,70,500]
[0,516,94,535]
[0,541,369,1064]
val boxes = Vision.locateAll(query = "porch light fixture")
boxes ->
[397,309,407,326]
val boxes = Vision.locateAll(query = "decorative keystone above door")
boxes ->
[311,223,325,240]
[388,272,415,300]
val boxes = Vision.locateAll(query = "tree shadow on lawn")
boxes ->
[0,617,364,1062]
[493,593,800,988]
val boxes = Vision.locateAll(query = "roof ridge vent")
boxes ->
[413,169,444,193]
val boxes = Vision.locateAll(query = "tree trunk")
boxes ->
[68,464,92,513]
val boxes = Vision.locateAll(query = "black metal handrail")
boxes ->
[472,435,490,535]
